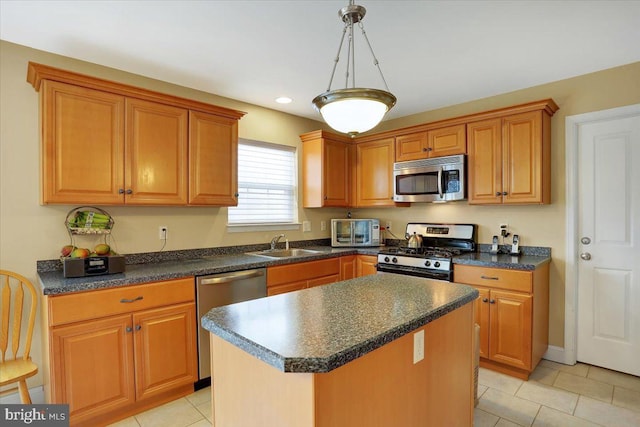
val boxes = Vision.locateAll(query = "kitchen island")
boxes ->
[201,273,478,427]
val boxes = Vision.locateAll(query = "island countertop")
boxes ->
[201,273,478,373]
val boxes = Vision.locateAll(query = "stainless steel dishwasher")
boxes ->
[196,268,267,387]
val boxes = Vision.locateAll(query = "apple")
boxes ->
[61,245,76,257]
[70,248,90,259]
[94,243,111,255]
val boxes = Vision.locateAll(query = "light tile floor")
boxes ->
[109,361,640,426]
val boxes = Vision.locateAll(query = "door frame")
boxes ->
[564,103,640,365]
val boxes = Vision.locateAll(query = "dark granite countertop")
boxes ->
[36,242,550,296]
[201,273,478,373]
[37,246,363,296]
[453,252,551,270]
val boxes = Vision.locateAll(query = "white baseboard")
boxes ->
[0,386,45,404]
[543,345,568,364]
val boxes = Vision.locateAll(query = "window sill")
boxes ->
[227,223,301,233]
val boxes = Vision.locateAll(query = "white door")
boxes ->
[576,111,640,376]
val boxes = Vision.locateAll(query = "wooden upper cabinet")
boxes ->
[468,107,554,205]
[356,137,395,207]
[300,130,351,208]
[125,98,188,205]
[395,124,466,162]
[28,62,245,206]
[41,80,126,205]
[188,111,238,205]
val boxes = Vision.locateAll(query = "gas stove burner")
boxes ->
[422,247,462,258]
[376,223,477,282]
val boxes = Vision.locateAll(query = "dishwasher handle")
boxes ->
[198,269,265,285]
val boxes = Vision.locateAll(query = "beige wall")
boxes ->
[1,39,639,392]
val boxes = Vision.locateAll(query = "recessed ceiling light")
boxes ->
[275,96,293,104]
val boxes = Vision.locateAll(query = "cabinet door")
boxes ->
[489,290,532,370]
[467,119,502,204]
[41,80,125,205]
[395,132,428,162]
[428,124,466,157]
[133,303,197,401]
[51,315,134,422]
[356,138,395,207]
[125,98,188,205]
[356,255,378,277]
[323,139,351,206]
[340,255,357,280]
[502,111,544,204]
[474,287,490,358]
[189,111,238,205]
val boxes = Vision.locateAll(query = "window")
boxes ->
[228,139,297,228]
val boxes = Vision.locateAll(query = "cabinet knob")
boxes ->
[427,147,433,151]
[126,189,133,195]
[502,192,508,196]
[126,326,133,333]
[118,189,125,194]
[234,193,239,197]
[489,299,496,304]
[135,325,141,331]
[496,192,502,196]
[422,147,428,152]
[482,298,488,303]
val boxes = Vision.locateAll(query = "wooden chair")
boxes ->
[0,270,38,403]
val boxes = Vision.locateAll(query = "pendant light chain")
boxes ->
[357,20,391,93]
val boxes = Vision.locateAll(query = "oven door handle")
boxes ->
[437,167,444,199]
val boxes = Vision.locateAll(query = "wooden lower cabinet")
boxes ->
[267,258,341,296]
[340,255,377,280]
[43,278,197,426]
[454,263,549,379]
[356,255,378,277]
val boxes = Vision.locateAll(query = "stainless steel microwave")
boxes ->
[393,154,466,203]
[331,219,380,247]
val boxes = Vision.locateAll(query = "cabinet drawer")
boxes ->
[267,258,340,287]
[48,277,195,326]
[453,265,531,293]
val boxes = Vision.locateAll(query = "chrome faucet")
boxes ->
[270,234,285,250]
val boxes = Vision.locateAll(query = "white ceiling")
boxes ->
[2,1,640,123]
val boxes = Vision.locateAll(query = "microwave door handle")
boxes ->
[437,167,444,198]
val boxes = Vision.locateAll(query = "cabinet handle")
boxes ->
[489,299,496,304]
[480,275,499,281]
[126,189,133,195]
[481,298,488,303]
[126,326,133,333]
[120,296,143,303]
[135,325,141,331]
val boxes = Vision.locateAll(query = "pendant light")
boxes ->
[312,1,396,137]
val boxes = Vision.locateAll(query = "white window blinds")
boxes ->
[228,140,297,225]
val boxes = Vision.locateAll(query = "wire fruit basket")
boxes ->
[65,206,114,235]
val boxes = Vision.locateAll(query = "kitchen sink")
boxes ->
[246,248,324,258]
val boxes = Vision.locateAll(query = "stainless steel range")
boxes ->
[377,223,476,281]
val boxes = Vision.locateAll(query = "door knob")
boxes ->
[580,252,592,261]
[581,237,591,245]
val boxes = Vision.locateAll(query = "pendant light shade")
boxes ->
[312,2,396,137]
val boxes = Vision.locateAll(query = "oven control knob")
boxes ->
[434,261,441,268]
[384,257,390,263]
[392,257,398,263]
[424,260,431,267]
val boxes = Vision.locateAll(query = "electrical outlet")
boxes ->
[413,330,425,364]
[320,220,327,231]
[386,221,392,231]
[303,221,311,232]
[159,226,168,240]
